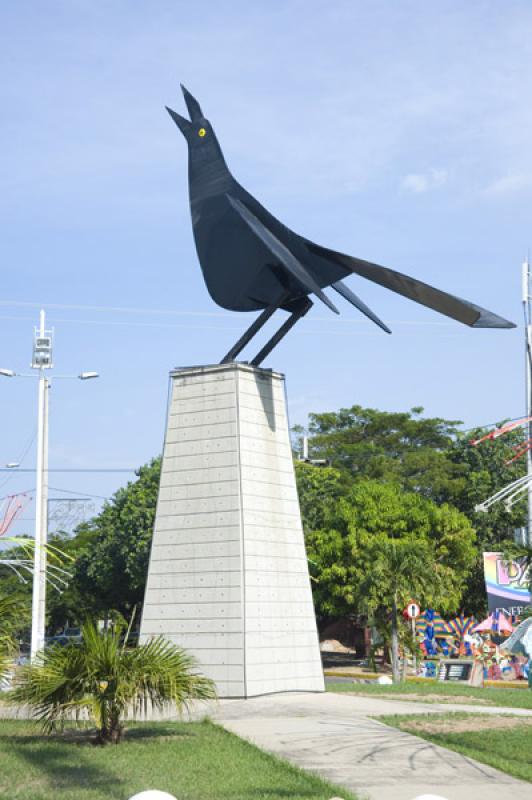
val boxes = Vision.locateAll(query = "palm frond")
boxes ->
[0,593,26,681]
[12,620,216,742]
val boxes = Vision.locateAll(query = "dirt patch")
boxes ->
[320,639,355,654]
[380,693,490,705]
[399,715,532,735]
[349,691,491,704]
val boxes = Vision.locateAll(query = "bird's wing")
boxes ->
[226,195,339,314]
[331,281,391,334]
[305,242,515,329]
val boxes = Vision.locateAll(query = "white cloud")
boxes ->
[485,172,532,197]
[402,168,448,194]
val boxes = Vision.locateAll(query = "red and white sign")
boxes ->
[405,602,420,619]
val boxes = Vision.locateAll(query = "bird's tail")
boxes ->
[306,241,515,329]
[331,281,391,333]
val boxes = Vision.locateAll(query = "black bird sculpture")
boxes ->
[167,85,515,365]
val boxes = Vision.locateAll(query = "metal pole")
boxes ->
[523,260,532,548]
[11,311,94,658]
[30,310,47,660]
[411,616,416,673]
[37,376,49,647]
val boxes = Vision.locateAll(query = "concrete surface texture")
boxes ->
[210,692,532,800]
[140,362,323,697]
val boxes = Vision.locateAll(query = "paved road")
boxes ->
[211,692,532,800]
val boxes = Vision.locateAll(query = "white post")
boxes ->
[38,376,49,647]
[4,310,94,660]
[411,615,417,672]
[30,310,49,660]
[523,260,532,548]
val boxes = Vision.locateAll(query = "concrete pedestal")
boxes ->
[140,362,324,697]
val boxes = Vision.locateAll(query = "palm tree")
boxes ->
[12,621,216,744]
[0,593,25,684]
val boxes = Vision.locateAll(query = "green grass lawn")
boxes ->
[327,679,532,708]
[0,719,358,800]
[379,712,532,783]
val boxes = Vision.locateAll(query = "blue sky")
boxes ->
[1,1,531,534]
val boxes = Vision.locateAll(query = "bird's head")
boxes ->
[166,85,221,160]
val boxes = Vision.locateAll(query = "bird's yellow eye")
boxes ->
[198,128,206,137]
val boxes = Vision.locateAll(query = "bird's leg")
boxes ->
[220,302,281,364]
[250,297,313,367]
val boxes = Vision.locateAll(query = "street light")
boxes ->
[1,309,99,660]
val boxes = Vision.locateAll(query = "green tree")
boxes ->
[300,407,530,616]
[60,458,161,622]
[12,620,216,744]
[0,539,34,638]
[0,537,67,646]
[45,524,110,632]
[443,428,526,614]
[0,460,162,631]
[0,530,101,638]
[294,460,347,531]
[305,480,476,681]
[304,405,464,501]
[0,593,25,681]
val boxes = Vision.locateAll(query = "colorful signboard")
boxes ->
[483,552,531,613]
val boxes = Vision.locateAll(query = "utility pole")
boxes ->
[0,309,99,660]
[522,259,532,547]
[31,310,53,659]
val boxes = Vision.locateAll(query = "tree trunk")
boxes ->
[95,709,123,745]
[391,595,400,683]
[401,651,408,681]
[95,724,123,745]
[109,706,123,744]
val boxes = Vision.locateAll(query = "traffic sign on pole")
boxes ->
[406,602,420,619]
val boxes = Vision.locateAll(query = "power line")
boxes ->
[0,468,136,473]
[0,313,242,332]
[17,429,37,464]
[0,298,514,328]
[48,486,110,501]
[0,429,37,493]
[459,415,526,434]
[0,300,228,318]
[0,313,511,339]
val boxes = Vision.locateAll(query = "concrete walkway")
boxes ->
[211,692,532,800]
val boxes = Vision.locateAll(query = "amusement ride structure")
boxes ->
[473,259,532,546]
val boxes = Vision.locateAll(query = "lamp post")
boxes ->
[0,309,98,659]
[523,259,532,548]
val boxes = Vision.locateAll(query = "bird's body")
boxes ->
[166,86,514,359]
[183,127,346,313]
[192,187,348,313]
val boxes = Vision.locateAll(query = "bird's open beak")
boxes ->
[165,106,192,137]
[181,84,204,121]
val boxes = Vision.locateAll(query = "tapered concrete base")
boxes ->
[140,362,324,697]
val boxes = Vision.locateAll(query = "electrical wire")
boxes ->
[0,299,454,324]
[0,299,519,329]
[460,415,527,434]
[0,489,34,503]
[0,468,135,473]
[0,299,229,318]
[0,429,37,492]
[48,486,110,501]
